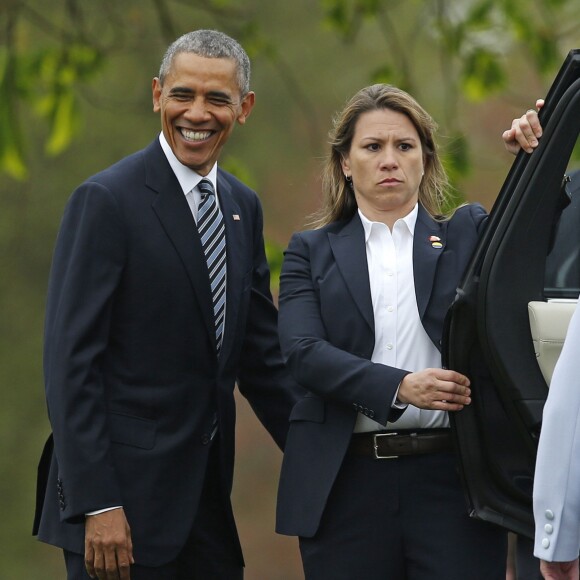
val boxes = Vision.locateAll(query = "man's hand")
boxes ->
[397,368,471,412]
[540,558,580,580]
[503,99,545,155]
[85,508,134,580]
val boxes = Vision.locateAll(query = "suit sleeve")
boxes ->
[235,196,304,450]
[43,181,125,522]
[277,232,408,426]
[534,298,580,561]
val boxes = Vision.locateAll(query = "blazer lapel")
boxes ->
[216,173,244,362]
[146,141,216,349]
[413,204,445,320]
[328,214,374,333]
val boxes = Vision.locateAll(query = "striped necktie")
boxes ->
[197,178,226,353]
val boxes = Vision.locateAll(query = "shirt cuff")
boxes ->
[391,382,408,409]
[86,506,123,516]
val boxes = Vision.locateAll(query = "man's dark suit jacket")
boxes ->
[275,203,487,538]
[33,138,299,566]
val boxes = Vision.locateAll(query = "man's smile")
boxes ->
[179,128,214,142]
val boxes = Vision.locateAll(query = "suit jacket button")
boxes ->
[541,538,550,549]
[369,410,375,418]
[545,509,554,520]
[544,524,553,534]
[201,434,210,445]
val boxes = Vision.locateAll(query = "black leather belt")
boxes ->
[348,429,453,459]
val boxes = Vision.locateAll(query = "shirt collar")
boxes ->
[158,132,218,195]
[358,203,418,242]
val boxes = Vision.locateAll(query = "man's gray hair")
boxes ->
[158,29,251,96]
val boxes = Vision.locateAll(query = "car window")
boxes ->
[544,140,580,299]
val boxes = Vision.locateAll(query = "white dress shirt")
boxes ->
[158,131,226,332]
[354,205,449,433]
[158,132,219,221]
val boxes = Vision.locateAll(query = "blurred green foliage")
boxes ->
[1,0,579,578]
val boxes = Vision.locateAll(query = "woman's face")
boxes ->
[341,108,425,226]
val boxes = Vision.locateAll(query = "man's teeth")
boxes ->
[181,129,211,141]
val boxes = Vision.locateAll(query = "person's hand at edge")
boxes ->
[540,558,580,580]
[503,99,545,155]
[85,507,134,580]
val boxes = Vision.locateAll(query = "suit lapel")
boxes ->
[328,214,374,333]
[146,140,217,349]
[216,172,244,362]
[413,204,445,320]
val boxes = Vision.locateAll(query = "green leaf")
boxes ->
[45,90,81,156]
[358,0,381,16]
[461,49,506,100]
[466,0,495,26]
[545,0,570,7]
[0,140,27,180]
[239,22,276,59]
[220,156,257,191]
[370,64,395,84]
[265,239,284,290]
[0,50,27,180]
[322,0,357,40]
[529,31,560,74]
[442,132,471,184]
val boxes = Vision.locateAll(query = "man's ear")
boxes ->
[152,78,162,113]
[237,91,256,125]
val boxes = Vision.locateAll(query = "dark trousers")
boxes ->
[515,535,542,580]
[65,440,243,580]
[299,450,507,580]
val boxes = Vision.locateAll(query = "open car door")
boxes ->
[443,49,580,539]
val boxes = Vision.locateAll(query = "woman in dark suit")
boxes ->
[275,84,539,579]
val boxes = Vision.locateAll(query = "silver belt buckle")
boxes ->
[373,432,398,459]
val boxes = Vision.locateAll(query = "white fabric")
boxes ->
[158,132,219,221]
[354,205,448,432]
[534,297,580,561]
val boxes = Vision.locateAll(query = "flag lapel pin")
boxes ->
[429,235,443,249]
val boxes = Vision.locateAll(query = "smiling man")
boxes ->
[33,29,300,580]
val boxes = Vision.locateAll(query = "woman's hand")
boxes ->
[397,368,471,412]
[503,99,545,155]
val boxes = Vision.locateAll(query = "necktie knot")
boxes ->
[198,178,215,199]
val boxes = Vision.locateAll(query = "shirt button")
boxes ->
[545,510,555,520]
[386,344,393,350]
[386,270,394,277]
[387,306,394,312]
[544,524,553,534]
[542,538,550,549]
